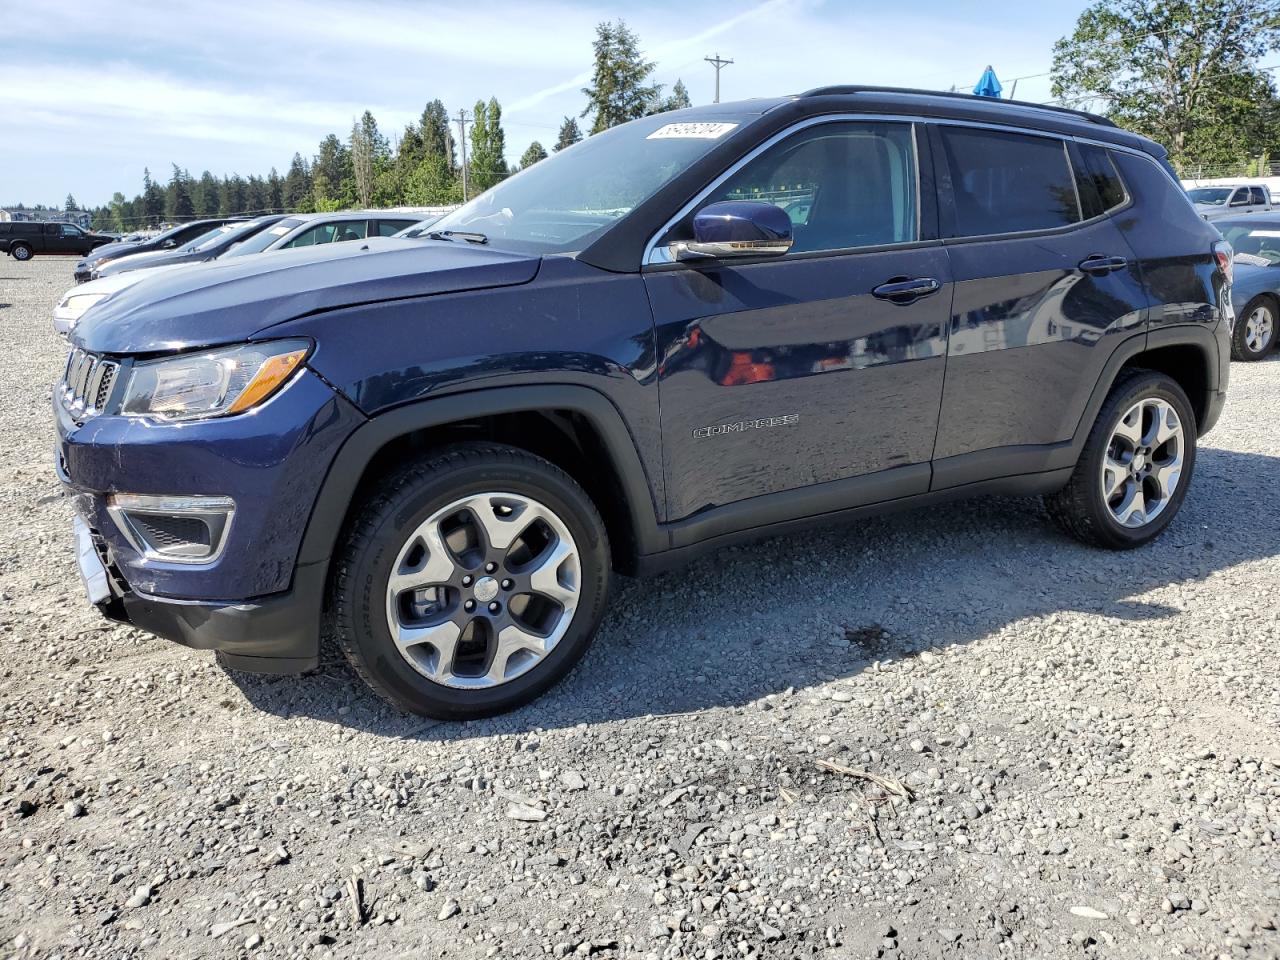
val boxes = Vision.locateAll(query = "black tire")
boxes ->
[1045,369,1197,549]
[9,243,32,262]
[331,443,610,719]
[1231,294,1278,361]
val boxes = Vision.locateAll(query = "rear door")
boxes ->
[645,119,951,521]
[929,124,1148,487]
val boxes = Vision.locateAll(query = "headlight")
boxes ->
[58,293,108,320]
[120,340,309,421]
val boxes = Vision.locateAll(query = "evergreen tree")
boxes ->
[108,192,127,231]
[282,153,312,211]
[165,164,196,220]
[220,175,248,216]
[141,168,164,225]
[554,116,583,152]
[266,168,284,212]
[419,99,455,169]
[656,78,691,112]
[580,20,661,133]
[64,193,78,213]
[245,174,268,213]
[519,141,548,168]
[469,97,508,192]
[194,171,221,217]
[350,117,375,207]
[313,133,353,210]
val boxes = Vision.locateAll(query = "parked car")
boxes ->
[219,211,422,259]
[73,218,245,282]
[1215,214,1280,360]
[90,215,288,279]
[1187,183,1274,220]
[58,86,1229,719]
[53,263,195,336]
[0,221,114,260]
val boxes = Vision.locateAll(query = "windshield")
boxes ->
[1187,187,1232,205]
[221,218,306,257]
[185,225,235,251]
[427,114,744,254]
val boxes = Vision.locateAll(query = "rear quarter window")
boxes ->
[940,126,1081,237]
[1074,142,1128,217]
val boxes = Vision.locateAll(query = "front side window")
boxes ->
[377,219,416,237]
[222,218,304,257]
[283,223,338,248]
[699,121,918,254]
[941,126,1080,236]
[60,223,84,237]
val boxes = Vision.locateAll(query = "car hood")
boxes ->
[61,262,193,303]
[84,239,149,262]
[95,246,208,275]
[74,237,541,354]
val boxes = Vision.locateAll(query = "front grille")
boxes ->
[60,349,119,420]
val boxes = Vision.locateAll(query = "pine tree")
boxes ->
[469,97,509,192]
[419,99,455,169]
[519,141,548,168]
[554,117,583,152]
[194,171,221,217]
[64,193,78,213]
[580,20,661,134]
[141,168,164,225]
[266,168,284,212]
[658,78,691,112]
[313,134,354,210]
[165,164,195,220]
[282,153,312,211]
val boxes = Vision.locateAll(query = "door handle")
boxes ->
[1078,254,1128,275]
[871,277,941,304]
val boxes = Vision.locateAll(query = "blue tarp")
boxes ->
[974,66,1002,99]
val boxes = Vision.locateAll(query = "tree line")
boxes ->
[83,20,689,231]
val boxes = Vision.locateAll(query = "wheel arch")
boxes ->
[296,385,666,578]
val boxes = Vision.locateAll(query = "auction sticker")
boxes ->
[647,122,738,140]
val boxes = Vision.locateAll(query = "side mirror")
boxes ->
[668,200,793,262]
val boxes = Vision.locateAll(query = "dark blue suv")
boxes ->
[58,87,1231,719]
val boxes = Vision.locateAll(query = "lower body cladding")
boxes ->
[57,367,365,672]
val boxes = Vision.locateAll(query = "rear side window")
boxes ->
[1074,143,1127,217]
[0,224,9,235]
[1251,186,1267,205]
[940,127,1081,236]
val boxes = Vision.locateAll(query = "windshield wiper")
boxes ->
[425,230,489,244]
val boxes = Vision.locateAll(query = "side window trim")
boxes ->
[643,114,933,267]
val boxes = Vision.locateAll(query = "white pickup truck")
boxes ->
[1187,183,1274,220]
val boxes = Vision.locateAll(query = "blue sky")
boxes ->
[1,0,1088,208]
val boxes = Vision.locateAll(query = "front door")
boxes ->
[645,120,952,522]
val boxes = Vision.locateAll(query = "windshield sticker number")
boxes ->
[647,122,738,140]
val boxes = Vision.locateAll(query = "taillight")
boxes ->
[1213,240,1234,286]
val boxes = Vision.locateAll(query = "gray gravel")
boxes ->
[2,257,1278,960]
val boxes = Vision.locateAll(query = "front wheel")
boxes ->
[331,443,610,719]
[1232,295,1277,360]
[10,243,32,262]
[1046,370,1196,549]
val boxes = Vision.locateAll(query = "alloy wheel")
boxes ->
[384,492,581,689]
[1244,304,1275,354]
[1099,398,1184,528]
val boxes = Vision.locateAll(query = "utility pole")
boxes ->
[705,53,733,104]
[455,108,471,202]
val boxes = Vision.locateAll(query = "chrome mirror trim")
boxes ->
[668,237,795,261]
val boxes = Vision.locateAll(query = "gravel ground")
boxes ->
[1,257,1278,960]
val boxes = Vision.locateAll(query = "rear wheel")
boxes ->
[1232,295,1277,360]
[10,243,32,262]
[331,444,610,719]
[1046,370,1196,549]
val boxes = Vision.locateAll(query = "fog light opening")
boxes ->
[106,494,235,563]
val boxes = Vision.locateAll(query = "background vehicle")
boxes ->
[59,88,1230,720]
[74,218,245,281]
[391,215,446,239]
[1188,183,1273,219]
[0,221,113,260]
[1217,214,1280,360]
[221,211,421,259]
[91,215,288,279]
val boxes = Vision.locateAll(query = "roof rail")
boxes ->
[799,85,1116,128]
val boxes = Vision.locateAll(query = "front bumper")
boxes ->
[73,514,326,672]
[58,366,365,671]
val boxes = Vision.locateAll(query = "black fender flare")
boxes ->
[295,384,666,570]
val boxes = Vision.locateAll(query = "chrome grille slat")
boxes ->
[60,349,117,420]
